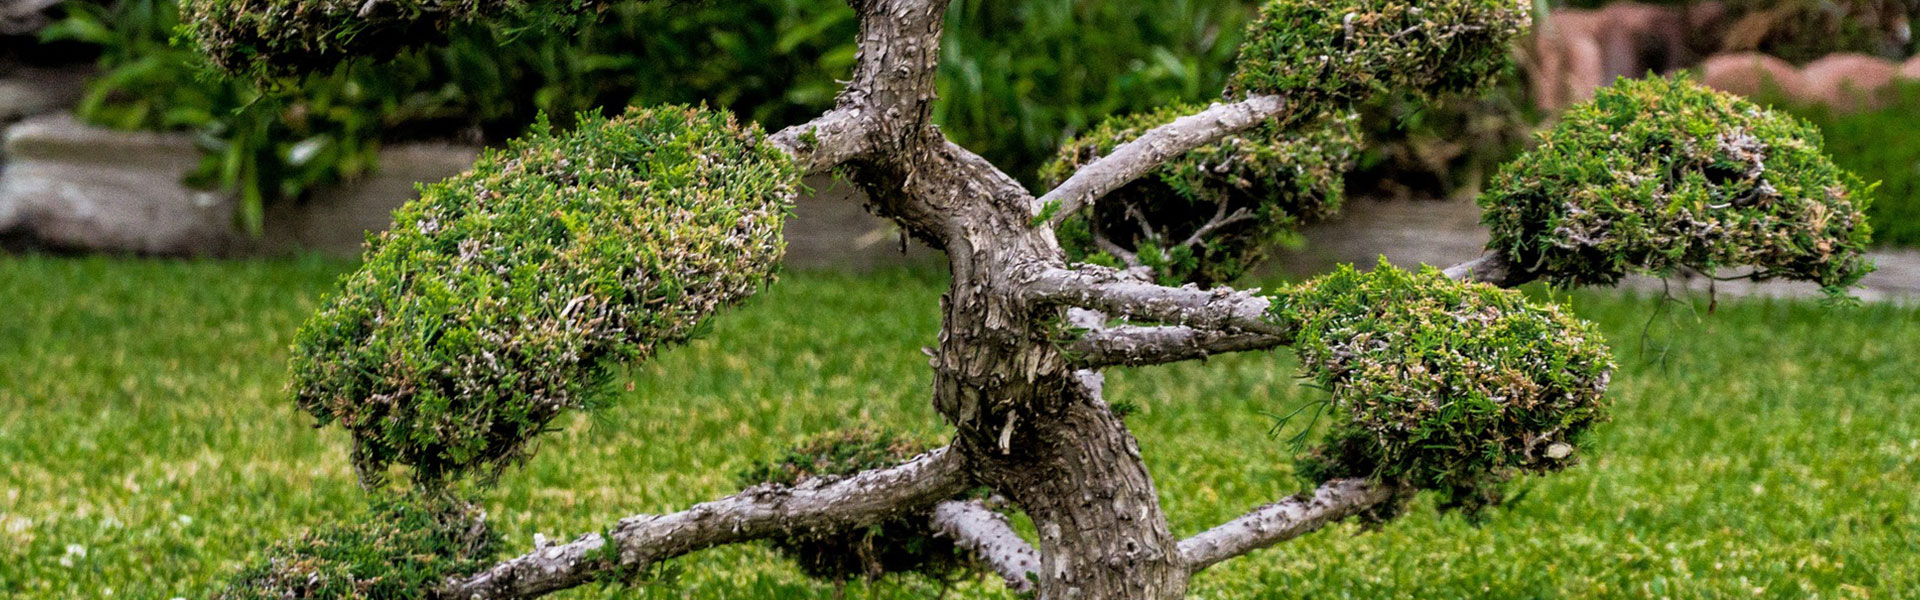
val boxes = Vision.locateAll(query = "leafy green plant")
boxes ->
[42,0,389,234]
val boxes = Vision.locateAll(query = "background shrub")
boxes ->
[1479,76,1874,293]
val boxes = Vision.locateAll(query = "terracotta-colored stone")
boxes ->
[1802,53,1900,110]
[1698,52,1810,101]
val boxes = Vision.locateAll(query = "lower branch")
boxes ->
[930,500,1040,593]
[1068,325,1286,368]
[440,447,968,600]
[1443,252,1537,287]
[1178,478,1399,573]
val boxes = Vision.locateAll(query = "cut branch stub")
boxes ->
[1228,0,1530,110]
[1043,105,1360,287]
[1271,260,1614,513]
[290,105,796,487]
[1479,75,1875,296]
[735,429,985,583]
[182,0,627,79]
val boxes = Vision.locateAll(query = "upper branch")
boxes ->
[1036,95,1288,226]
[1178,478,1399,572]
[441,446,968,599]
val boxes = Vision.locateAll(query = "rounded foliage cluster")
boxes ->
[182,0,616,80]
[291,105,796,486]
[1228,0,1530,109]
[1480,76,1874,294]
[218,497,497,599]
[1271,261,1614,512]
[737,429,979,583]
[1045,105,1360,286]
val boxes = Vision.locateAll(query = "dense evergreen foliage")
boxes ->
[1480,76,1875,295]
[289,105,796,486]
[1228,0,1529,111]
[1274,262,1614,514]
[181,0,618,79]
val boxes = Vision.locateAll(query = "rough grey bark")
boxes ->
[1067,324,1287,368]
[1037,95,1290,226]
[439,1,1502,597]
[930,500,1041,592]
[442,447,967,599]
[1177,478,1400,572]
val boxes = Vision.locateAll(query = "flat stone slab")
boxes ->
[1,113,232,255]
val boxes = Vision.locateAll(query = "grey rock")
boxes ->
[0,66,87,122]
[0,113,234,255]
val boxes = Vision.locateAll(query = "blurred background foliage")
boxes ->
[29,0,1920,245]
[40,0,1268,234]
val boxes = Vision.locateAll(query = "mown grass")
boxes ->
[2,255,1917,599]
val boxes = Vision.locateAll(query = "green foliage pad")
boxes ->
[1044,105,1359,287]
[1228,0,1530,110]
[181,0,621,80]
[290,105,796,486]
[217,496,497,599]
[1480,76,1874,294]
[1273,262,1614,513]
[737,429,980,583]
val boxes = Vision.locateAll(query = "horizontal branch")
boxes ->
[767,108,871,175]
[440,447,968,599]
[930,499,1039,593]
[1025,267,1284,335]
[1178,478,1398,572]
[1037,95,1288,226]
[1442,251,1537,288]
[1067,325,1286,368]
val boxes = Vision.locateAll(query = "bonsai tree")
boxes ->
[187,0,1874,598]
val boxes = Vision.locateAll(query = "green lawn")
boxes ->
[2,255,1917,599]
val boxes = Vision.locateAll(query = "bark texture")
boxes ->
[434,2,1461,598]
